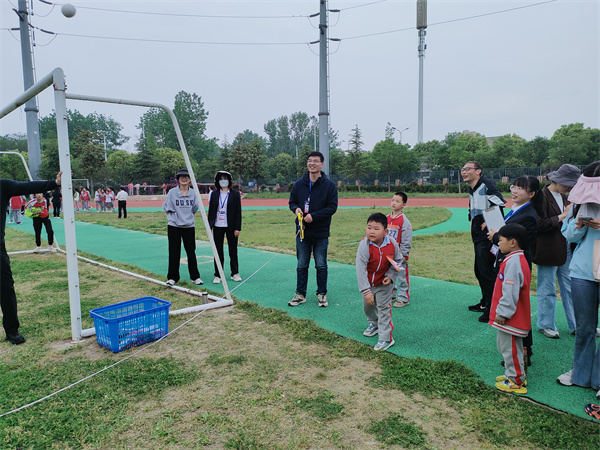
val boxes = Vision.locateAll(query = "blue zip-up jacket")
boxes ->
[289,171,338,239]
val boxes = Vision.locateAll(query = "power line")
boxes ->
[51,31,309,46]
[42,1,311,19]
[340,0,558,41]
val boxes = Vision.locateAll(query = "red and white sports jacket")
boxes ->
[356,235,402,295]
[489,250,531,337]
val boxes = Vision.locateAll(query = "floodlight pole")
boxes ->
[416,0,427,144]
[318,0,330,174]
[17,0,42,179]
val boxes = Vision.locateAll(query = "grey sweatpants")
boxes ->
[363,283,394,342]
[392,261,410,302]
[497,330,526,385]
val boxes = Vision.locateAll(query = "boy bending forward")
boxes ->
[356,213,403,351]
[489,223,531,394]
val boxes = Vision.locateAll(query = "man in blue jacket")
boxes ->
[289,152,338,307]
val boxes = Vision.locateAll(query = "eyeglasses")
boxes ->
[460,166,476,172]
[510,185,526,193]
[307,159,322,164]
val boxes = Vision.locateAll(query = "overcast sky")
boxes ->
[1,0,598,153]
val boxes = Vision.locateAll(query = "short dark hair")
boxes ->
[367,212,387,229]
[307,151,324,162]
[498,223,528,250]
[393,191,408,203]
[582,161,600,177]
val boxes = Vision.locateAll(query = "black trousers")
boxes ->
[52,201,61,217]
[167,225,200,282]
[32,216,54,247]
[118,200,127,219]
[212,226,239,277]
[1,245,19,335]
[473,239,498,311]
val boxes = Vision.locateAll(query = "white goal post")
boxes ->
[0,67,233,342]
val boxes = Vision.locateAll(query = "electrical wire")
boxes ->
[45,1,310,19]
[340,0,558,41]
[51,31,310,46]
[339,0,388,12]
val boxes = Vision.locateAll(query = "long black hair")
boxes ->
[512,175,544,217]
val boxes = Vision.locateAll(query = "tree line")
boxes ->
[1,90,598,191]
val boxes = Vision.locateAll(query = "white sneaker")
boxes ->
[557,369,573,386]
[33,246,42,253]
[166,279,176,286]
[194,278,204,285]
[48,245,57,252]
[540,328,559,339]
[213,277,221,284]
[231,273,242,282]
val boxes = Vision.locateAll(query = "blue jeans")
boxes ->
[536,248,575,332]
[570,277,600,389]
[296,235,328,296]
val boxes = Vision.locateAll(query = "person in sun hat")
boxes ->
[207,170,242,284]
[557,161,600,399]
[162,168,203,287]
[533,164,581,339]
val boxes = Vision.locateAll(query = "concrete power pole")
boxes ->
[318,0,330,175]
[17,0,42,179]
[416,0,427,144]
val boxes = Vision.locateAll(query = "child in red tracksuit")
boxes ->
[25,193,55,252]
[356,212,403,352]
[489,223,531,394]
[387,191,413,307]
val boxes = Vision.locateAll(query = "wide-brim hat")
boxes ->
[568,175,600,205]
[175,169,190,179]
[214,170,232,182]
[547,164,581,188]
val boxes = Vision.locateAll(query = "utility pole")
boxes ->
[416,0,427,144]
[17,0,42,178]
[318,0,330,175]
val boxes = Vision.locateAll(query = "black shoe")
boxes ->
[6,333,25,345]
[478,314,490,323]
[468,303,486,312]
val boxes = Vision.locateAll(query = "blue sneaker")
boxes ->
[374,340,395,351]
[363,324,378,337]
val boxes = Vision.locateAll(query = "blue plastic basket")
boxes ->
[89,297,171,353]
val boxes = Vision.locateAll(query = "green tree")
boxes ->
[372,137,417,191]
[0,149,29,180]
[520,136,553,167]
[133,133,160,184]
[0,133,27,153]
[476,134,526,168]
[72,130,105,190]
[268,152,297,181]
[412,140,445,170]
[343,125,378,192]
[138,91,211,162]
[39,110,127,152]
[156,147,187,182]
[228,134,266,188]
[106,150,135,186]
[550,123,600,165]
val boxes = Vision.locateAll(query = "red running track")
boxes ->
[123,196,470,208]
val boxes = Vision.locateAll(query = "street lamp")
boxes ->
[98,131,108,161]
[391,127,409,144]
[310,116,318,151]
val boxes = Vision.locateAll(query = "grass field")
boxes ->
[0,207,594,448]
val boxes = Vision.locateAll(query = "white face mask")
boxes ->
[219,179,229,188]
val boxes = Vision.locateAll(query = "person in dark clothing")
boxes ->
[288,151,338,308]
[0,171,62,344]
[207,171,242,284]
[462,161,506,322]
[51,186,62,217]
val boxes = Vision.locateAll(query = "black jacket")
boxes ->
[207,189,242,231]
[289,172,338,239]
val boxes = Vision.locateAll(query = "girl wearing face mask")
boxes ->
[208,171,242,284]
